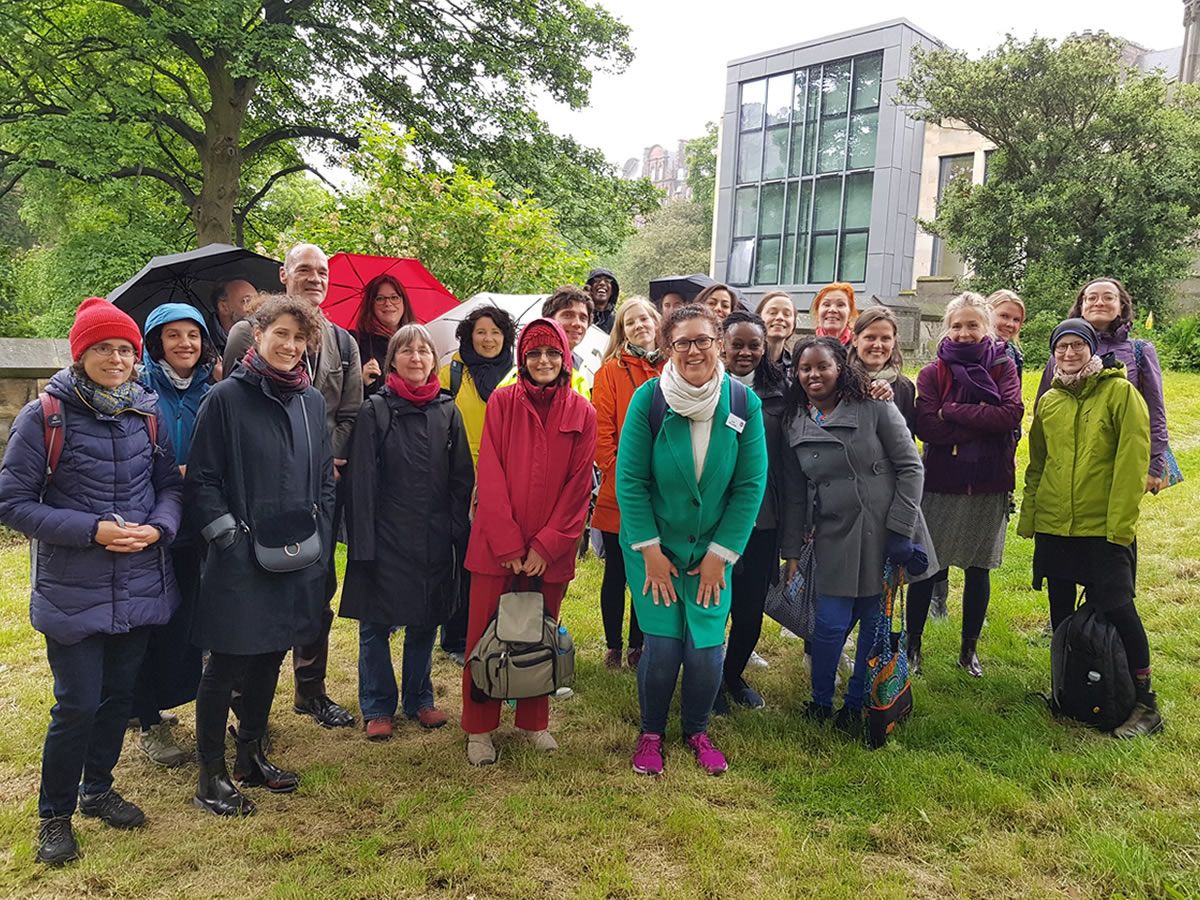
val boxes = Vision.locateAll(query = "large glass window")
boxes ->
[931,153,974,279]
[730,50,882,287]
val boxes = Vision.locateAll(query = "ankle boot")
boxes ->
[193,758,255,817]
[906,634,923,675]
[1114,690,1164,738]
[233,736,299,793]
[958,637,983,678]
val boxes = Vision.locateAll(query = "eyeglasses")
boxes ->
[374,295,404,306]
[88,344,136,359]
[1054,340,1089,355]
[524,348,563,361]
[396,345,434,357]
[671,336,716,353]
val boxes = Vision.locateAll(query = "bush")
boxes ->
[1157,315,1200,371]
[1019,310,1059,370]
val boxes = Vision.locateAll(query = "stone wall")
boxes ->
[0,339,72,456]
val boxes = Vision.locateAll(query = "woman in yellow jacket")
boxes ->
[592,298,663,669]
[1019,318,1159,738]
[437,305,517,660]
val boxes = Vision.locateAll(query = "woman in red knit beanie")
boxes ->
[460,318,597,766]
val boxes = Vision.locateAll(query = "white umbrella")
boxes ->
[426,292,609,385]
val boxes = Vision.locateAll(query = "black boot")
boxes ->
[958,637,983,678]
[193,758,255,817]
[906,634,923,675]
[233,736,299,793]
[36,815,80,865]
[1114,688,1164,739]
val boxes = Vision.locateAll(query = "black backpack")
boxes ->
[1049,602,1137,731]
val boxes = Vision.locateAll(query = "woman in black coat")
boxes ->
[341,324,474,740]
[186,294,336,817]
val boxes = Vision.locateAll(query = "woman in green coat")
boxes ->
[616,305,767,778]
[1019,318,1159,738]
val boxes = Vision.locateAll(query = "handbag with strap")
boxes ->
[866,561,913,749]
[766,485,818,639]
[251,394,323,573]
[468,576,575,700]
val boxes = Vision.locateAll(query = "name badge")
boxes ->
[726,413,746,434]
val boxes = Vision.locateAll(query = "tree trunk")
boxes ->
[193,54,251,247]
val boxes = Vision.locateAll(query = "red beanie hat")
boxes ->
[69,297,143,361]
[519,321,562,357]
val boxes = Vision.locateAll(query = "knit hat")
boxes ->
[1049,317,1098,355]
[69,297,143,361]
[519,320,568,361]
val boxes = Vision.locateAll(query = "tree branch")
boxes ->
[241,125,359,161]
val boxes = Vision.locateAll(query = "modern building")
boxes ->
[714,16,1192,311]
[713,19,941,310]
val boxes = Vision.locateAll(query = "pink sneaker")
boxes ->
[685,732,728,776]
[631,733,664,775]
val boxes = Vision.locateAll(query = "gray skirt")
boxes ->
[920,491,1009,571]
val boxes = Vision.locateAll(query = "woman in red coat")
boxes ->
[461,318,597,766]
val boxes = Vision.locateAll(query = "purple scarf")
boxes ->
[241,346,311,397]
[937,337,1003,404]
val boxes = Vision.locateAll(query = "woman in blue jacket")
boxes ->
[0,297,183,866]
[130,303,216,767]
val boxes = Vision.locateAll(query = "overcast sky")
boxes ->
[537,1,1186,168]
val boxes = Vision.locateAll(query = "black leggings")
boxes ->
[1046,579,1151,673]
[195,650,287,766]
[599,531,642,651]
[725,528,777,685]
[907,567,990,641]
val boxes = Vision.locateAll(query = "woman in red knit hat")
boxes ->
[0,298,183,865]
[460,318,597,766]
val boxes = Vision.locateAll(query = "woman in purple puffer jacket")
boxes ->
[907,292,1024,679]
[0,298,182,866]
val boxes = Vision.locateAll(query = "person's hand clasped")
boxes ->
[95,520,161,553]
[641,544,678,606]
[502,556,524,574]
[868,379,894,402]
[522,548,547,576]
[688,550,726,608]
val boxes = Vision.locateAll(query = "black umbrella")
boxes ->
[648,273,715,306]
[108,243,283,329]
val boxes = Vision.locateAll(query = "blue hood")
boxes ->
[142,302,211,371]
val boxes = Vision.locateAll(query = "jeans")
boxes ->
[725,527,777,685]
[599,530,642,652]
[195,650,287,766]
[810,594,881,711]
[358,621,438,720]
[637,630,725,737]
[39,628,151,818]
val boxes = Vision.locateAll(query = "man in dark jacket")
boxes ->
[586,268,619,333]
[222,243,363,729]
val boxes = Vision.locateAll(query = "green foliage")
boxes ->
[1018,309,1059,370]
[899,34,1200,322]
[684,122,719,226]
[1157,316,1200,371]
[282,127,591,300]
[0,0,635,245]
[603,198,712,298]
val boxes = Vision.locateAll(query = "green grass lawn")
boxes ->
[1,374,1199,898]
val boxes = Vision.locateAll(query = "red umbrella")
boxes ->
[321,253,459,329]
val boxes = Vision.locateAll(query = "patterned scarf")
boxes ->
[1053,354,1104,389]
[74,375,144,417]
[625,342,663,364]
[241,346,311,397]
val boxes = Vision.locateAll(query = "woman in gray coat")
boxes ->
[779,337,933,734]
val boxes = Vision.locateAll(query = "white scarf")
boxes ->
[159,359,194,391]
[660,360,725,481]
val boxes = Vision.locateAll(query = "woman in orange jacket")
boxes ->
[591,298,664,669]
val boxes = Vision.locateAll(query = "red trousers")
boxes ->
[460,574,566,734]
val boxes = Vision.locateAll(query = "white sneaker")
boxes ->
[522,729,558,752]
[780,627,802,640]
[553,686,574,700]
[747,650,770,669]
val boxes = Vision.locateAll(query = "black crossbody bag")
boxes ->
[252,395,323,573]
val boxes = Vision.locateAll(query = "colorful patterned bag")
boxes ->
[866,561,913,749]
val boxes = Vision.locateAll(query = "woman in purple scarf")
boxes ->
[907,293,1024,678]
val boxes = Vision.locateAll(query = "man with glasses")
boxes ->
[221,243,363,729]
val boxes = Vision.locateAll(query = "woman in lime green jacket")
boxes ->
[616,305,767,777]
[1018,318,1159,738]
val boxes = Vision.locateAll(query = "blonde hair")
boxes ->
[384,323,436,375]
[602,297,661,363]
[987,289,1026,346]
[941,292,995,340]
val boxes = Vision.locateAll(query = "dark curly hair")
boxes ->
[786,335,870,416]
[455,304,517,353]
[660,303,721,350]
[251,293,324,347]
[145,317,218,370]
[721,310,785,392]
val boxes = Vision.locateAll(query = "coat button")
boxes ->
[688,535,696,543]
[692,499,700,507]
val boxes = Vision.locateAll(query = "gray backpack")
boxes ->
[468,579,575,699]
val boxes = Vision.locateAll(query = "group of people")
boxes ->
[0,242,1173,864]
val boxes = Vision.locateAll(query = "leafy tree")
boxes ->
[283,127,591,300]
[0,0,634,246]
[684,122,718,225]
[603,199,712,299]
[898,33,1200,321]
